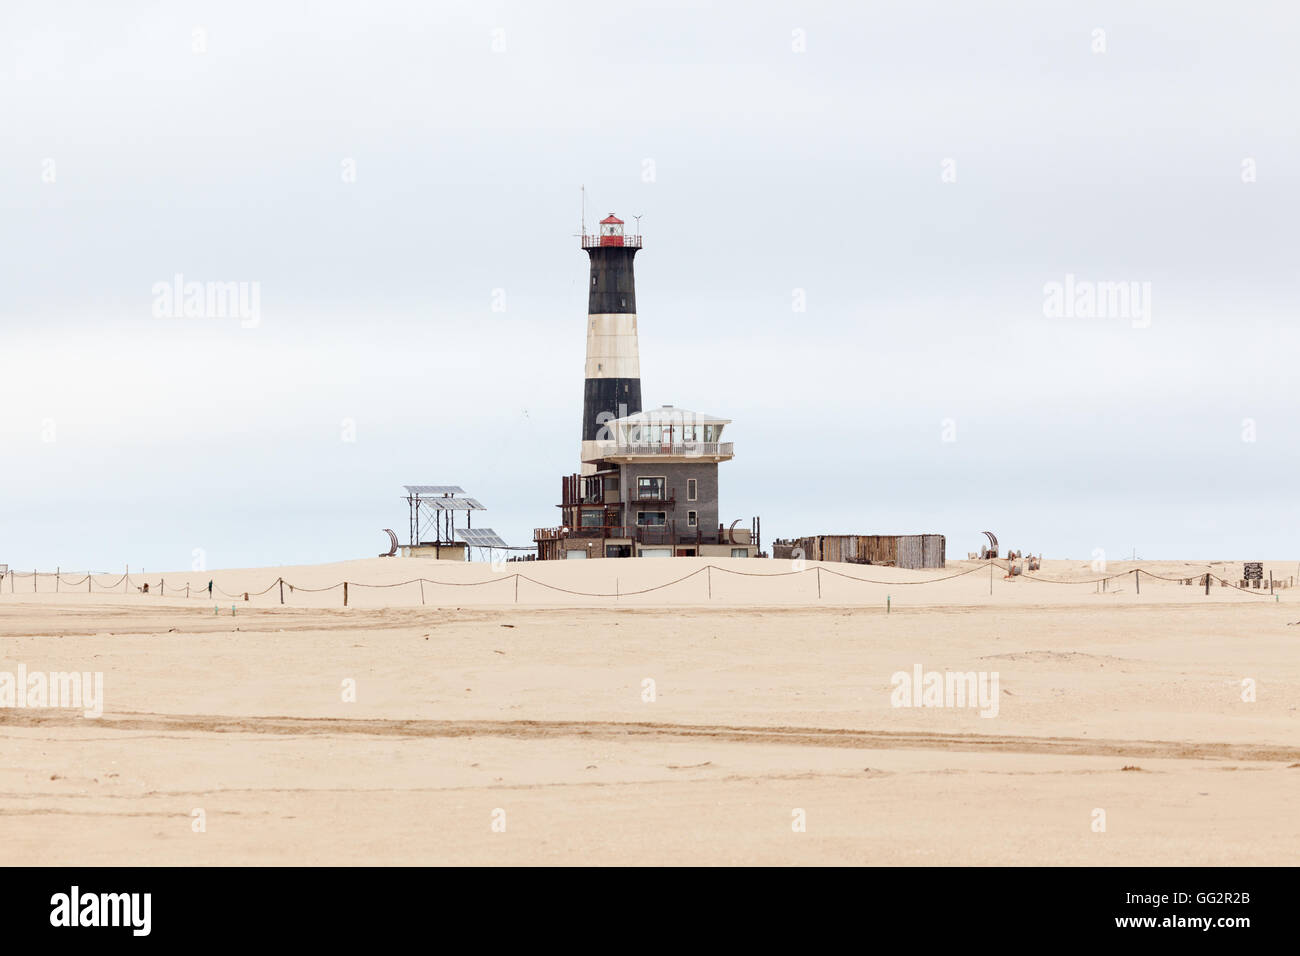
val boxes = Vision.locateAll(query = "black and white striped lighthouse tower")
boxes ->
[580,214,643,474]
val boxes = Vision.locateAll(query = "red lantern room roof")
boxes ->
[600,214,624,225]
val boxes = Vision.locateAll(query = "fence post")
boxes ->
[344,582,349,607]
[279,577,285,605]
[816,566,822,600]
[1204,573,1210,595]
[56,567,59,593]
[707,566,711,600]
[88,572,92,594]
[1269,571,1274,595]
[1134,569,1139,595]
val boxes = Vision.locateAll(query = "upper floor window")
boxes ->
[637,476,666,499]
[687,479,697,501]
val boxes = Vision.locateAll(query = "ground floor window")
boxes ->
[636,511,667,526]
[605,545,631,558]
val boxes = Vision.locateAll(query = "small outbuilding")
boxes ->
[771,534,945,569]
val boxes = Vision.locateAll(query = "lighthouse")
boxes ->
[534,213,761,560]
[580,214,643,474]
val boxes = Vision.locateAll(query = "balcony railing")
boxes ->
[581,234,642,249]
[588,441,733,460]
[631,490,675,505]
[534,524,716,546]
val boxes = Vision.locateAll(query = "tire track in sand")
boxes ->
[2,711,1297,763]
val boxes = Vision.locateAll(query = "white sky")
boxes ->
[2,1,1297,570]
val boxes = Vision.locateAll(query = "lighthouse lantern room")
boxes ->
[599,214,625,245]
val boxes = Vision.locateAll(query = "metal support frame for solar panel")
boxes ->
[403,485,484,547]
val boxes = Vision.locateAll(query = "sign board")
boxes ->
[1243,562,1264,580]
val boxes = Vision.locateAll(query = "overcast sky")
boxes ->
[2,0,1297,571]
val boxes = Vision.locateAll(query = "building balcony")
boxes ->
[584,441,734,463]
[534,524,715,546]
[630,491,675,506]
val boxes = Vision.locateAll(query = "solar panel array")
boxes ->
[425,497,485,511]
[404,485,464,495]
[456,528,509,548]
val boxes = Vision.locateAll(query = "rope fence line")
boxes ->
[0,562,1282,604]
[816,563,990,585]
[1020,567,1275,597]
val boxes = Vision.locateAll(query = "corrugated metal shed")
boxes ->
[771,534,945,570]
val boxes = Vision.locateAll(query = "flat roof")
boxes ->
[610,405,730,426]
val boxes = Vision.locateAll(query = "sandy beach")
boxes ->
[2,556,1296,865]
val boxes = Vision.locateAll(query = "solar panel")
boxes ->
[404,485,464,495]
[425,497,485,511]
[456,528,508,548]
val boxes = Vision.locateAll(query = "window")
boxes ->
[687,479,697,501]
[580,511,602,527]
[687,511,698,527]
[731,548,748,558]
[592,275,597,286]
[637,476,666,499]
[636,511,667,527]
